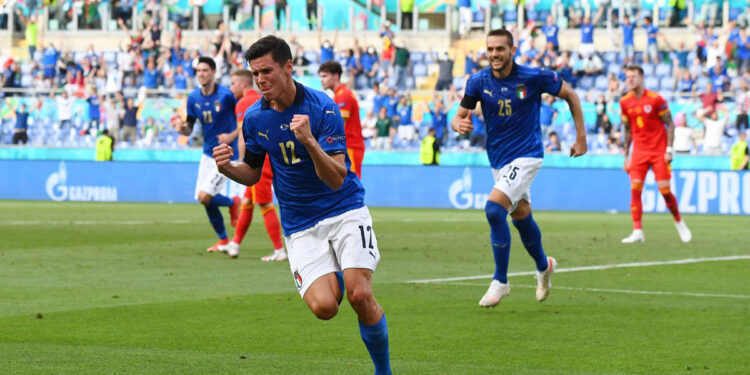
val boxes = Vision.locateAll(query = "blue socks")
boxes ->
[209,194,234,207]
[485,200,511,283]
[512,213,549,272]
[204,194,233,240]
[359,314,391,375]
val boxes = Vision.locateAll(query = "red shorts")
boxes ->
[243,158,274,204]
[629,153,671,182]
[347,147,364,179]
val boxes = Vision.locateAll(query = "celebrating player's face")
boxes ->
[486,35,515,74]
[249,54,293,101]
[625,70,643,92]
[195,63,214,88]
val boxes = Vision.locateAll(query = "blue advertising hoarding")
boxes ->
[2,160,749,215]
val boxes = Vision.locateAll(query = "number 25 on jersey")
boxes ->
[497,99,512,117]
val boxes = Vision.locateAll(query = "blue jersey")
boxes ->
[242,81,365,235]
[542,25,559,47]
[398,104,412,125]
[187,85,238,158]
[621,23,634,46]
[646,25,659,45]
[87,96,101,120]
[143,67,159,89]
[174,72,187,89]
[463,65,562,168]
[42,47,59,67]
[15,111,29,130]
[581,23,594,44]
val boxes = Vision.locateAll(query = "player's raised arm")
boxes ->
[213,144,262,187]
[555,81,587,157]
[290,114,348,190]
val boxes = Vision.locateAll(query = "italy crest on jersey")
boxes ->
[516,84,527,100]
[214,101,221,113]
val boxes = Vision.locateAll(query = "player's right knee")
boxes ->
[309,300,339,320]
[485,200,508,225]
[241,197,253,207]
[631,182,643,191]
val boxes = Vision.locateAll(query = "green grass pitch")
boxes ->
[1,201,748,374]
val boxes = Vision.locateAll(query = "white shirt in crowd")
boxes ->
[673,126,695,153]
[56,96,75,121]
[702,116,728,154]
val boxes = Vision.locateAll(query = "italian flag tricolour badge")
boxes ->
[214,101,221,112]
[516,84,526,100]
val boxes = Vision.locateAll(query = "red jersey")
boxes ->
[620,89,670,155]
[334,84,365,150]
[235,89,262,126]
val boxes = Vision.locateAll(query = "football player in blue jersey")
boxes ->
[172,56,240,252]
[213,36,391,375]
[452,29,588,308]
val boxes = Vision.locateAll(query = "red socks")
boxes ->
[262,206,284,250]
[660,186,682,222]
[232,203,254,244]
[631,183,643,230]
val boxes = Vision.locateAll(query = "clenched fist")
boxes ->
[290,114,314,145]
[213,144,234,168]
[455,113,474,135]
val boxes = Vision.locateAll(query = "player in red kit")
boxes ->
[620,65,691,243]
[218,69,287,261]
[318,61,365,178]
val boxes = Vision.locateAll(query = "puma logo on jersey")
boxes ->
[483,89,494,97]
[257,130,269,141]
[325,110,336,115]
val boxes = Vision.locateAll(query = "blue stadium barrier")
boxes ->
[3,160,749,215]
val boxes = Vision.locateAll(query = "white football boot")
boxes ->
[621,229,645,243]
[535,256,557,302]
[261,249,288,262]
[478,280,511,307]
[674,220,692,243]
[219,241,240,259]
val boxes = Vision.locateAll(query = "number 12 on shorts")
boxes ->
[358,225,374,249]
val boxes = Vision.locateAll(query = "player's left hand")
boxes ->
[570,138,588,157]
[290,114,314,145]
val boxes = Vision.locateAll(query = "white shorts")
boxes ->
[286,206,381,297]
[491,157,543,213]
[194,153,229,199]
[397,124,416,141]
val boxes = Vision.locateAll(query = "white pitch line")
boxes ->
[436,282,750,300]
[406,255,750,284]
[0,220,199,226]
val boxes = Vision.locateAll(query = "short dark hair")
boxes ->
[624,65,644,76]
[644,16,652,23]
[318,61,343,77]
[244,35,293,66]
[197,56,216,71]
[487,28,514,47]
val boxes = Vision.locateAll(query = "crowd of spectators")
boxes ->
[1,1,750,156]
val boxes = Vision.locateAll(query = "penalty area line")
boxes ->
[405,255,750,284]
[436,282,750,300]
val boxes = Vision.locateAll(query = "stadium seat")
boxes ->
[452,76,466,90]
[594,76,608,91]
[603,51,618,64]
[645,76,660,91]
[695,76,709,89]
[607,64,622,76]
[655,64,672,78]
[578,76,594,90]
[413,63,427,77]
[729,8,744,20]
[659,77,674,91]
[642,64,655,77]
[503,10,517,23]
[411,51,424,63]
[303,51,319,64]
